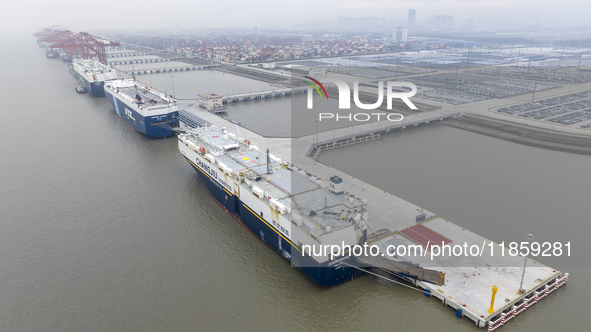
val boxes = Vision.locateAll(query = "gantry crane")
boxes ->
[49,32,120,64]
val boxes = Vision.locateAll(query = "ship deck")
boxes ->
[108,79,173,109]
[73,59,113,74]
[118,85,171,105]
[187,128,365,233]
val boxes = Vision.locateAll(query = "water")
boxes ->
[222,95,388,138]
[1,36,589,331]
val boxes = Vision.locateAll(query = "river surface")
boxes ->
[1,36,589,331]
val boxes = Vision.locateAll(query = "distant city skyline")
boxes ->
[408,9,416,27]
[2,0,591,34]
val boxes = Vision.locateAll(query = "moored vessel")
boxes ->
[178,126,380,286]
[71,59,117,97]
[105,78,179,138]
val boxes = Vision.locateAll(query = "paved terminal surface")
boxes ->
[179,103,567,330]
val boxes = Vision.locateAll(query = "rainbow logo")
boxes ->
[304,76,328,100]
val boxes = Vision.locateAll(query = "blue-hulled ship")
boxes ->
[178,126,371,286]
[104,79,179,138]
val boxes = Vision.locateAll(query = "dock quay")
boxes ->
[106,51,219,75]
[222,87,307,104]
[309,111,460,159]
[178,109,212,128]
[107,51,156,58]
[127,64,218,75]
[108,57,182,65]
[177,103,568,330]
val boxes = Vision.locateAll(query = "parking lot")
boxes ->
[473,66,591,83]
[494,90,591,127]
[412,75,558,105]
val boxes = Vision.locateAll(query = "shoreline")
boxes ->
[443,114,591,156]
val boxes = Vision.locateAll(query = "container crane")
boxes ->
[49,32,120,64]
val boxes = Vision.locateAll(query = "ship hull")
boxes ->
[105,88,178,138]
[183,156,364,286]
[75,74,106,97]
[68,64,77,78]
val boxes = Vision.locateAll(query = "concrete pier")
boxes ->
[127,65,217,75]
[106,51,155,58]
[222,87,307,104]
[108,57,183,65]
[309,111,459,159]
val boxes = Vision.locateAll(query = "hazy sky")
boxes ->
[3,0,591,34]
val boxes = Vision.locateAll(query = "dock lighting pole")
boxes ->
[466,48,472,72]
[171,75,176,98]
[315,119,319,147]
[519,233,536,294]
[488,285,498,313]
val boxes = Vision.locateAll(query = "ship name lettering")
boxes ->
[125,108,136,121]
[272,220,289,237]
[195,157,231,191]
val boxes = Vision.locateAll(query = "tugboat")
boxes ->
[75,84,87,94]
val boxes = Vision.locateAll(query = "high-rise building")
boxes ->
[394,27,408,42]
[408,9,416,27]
